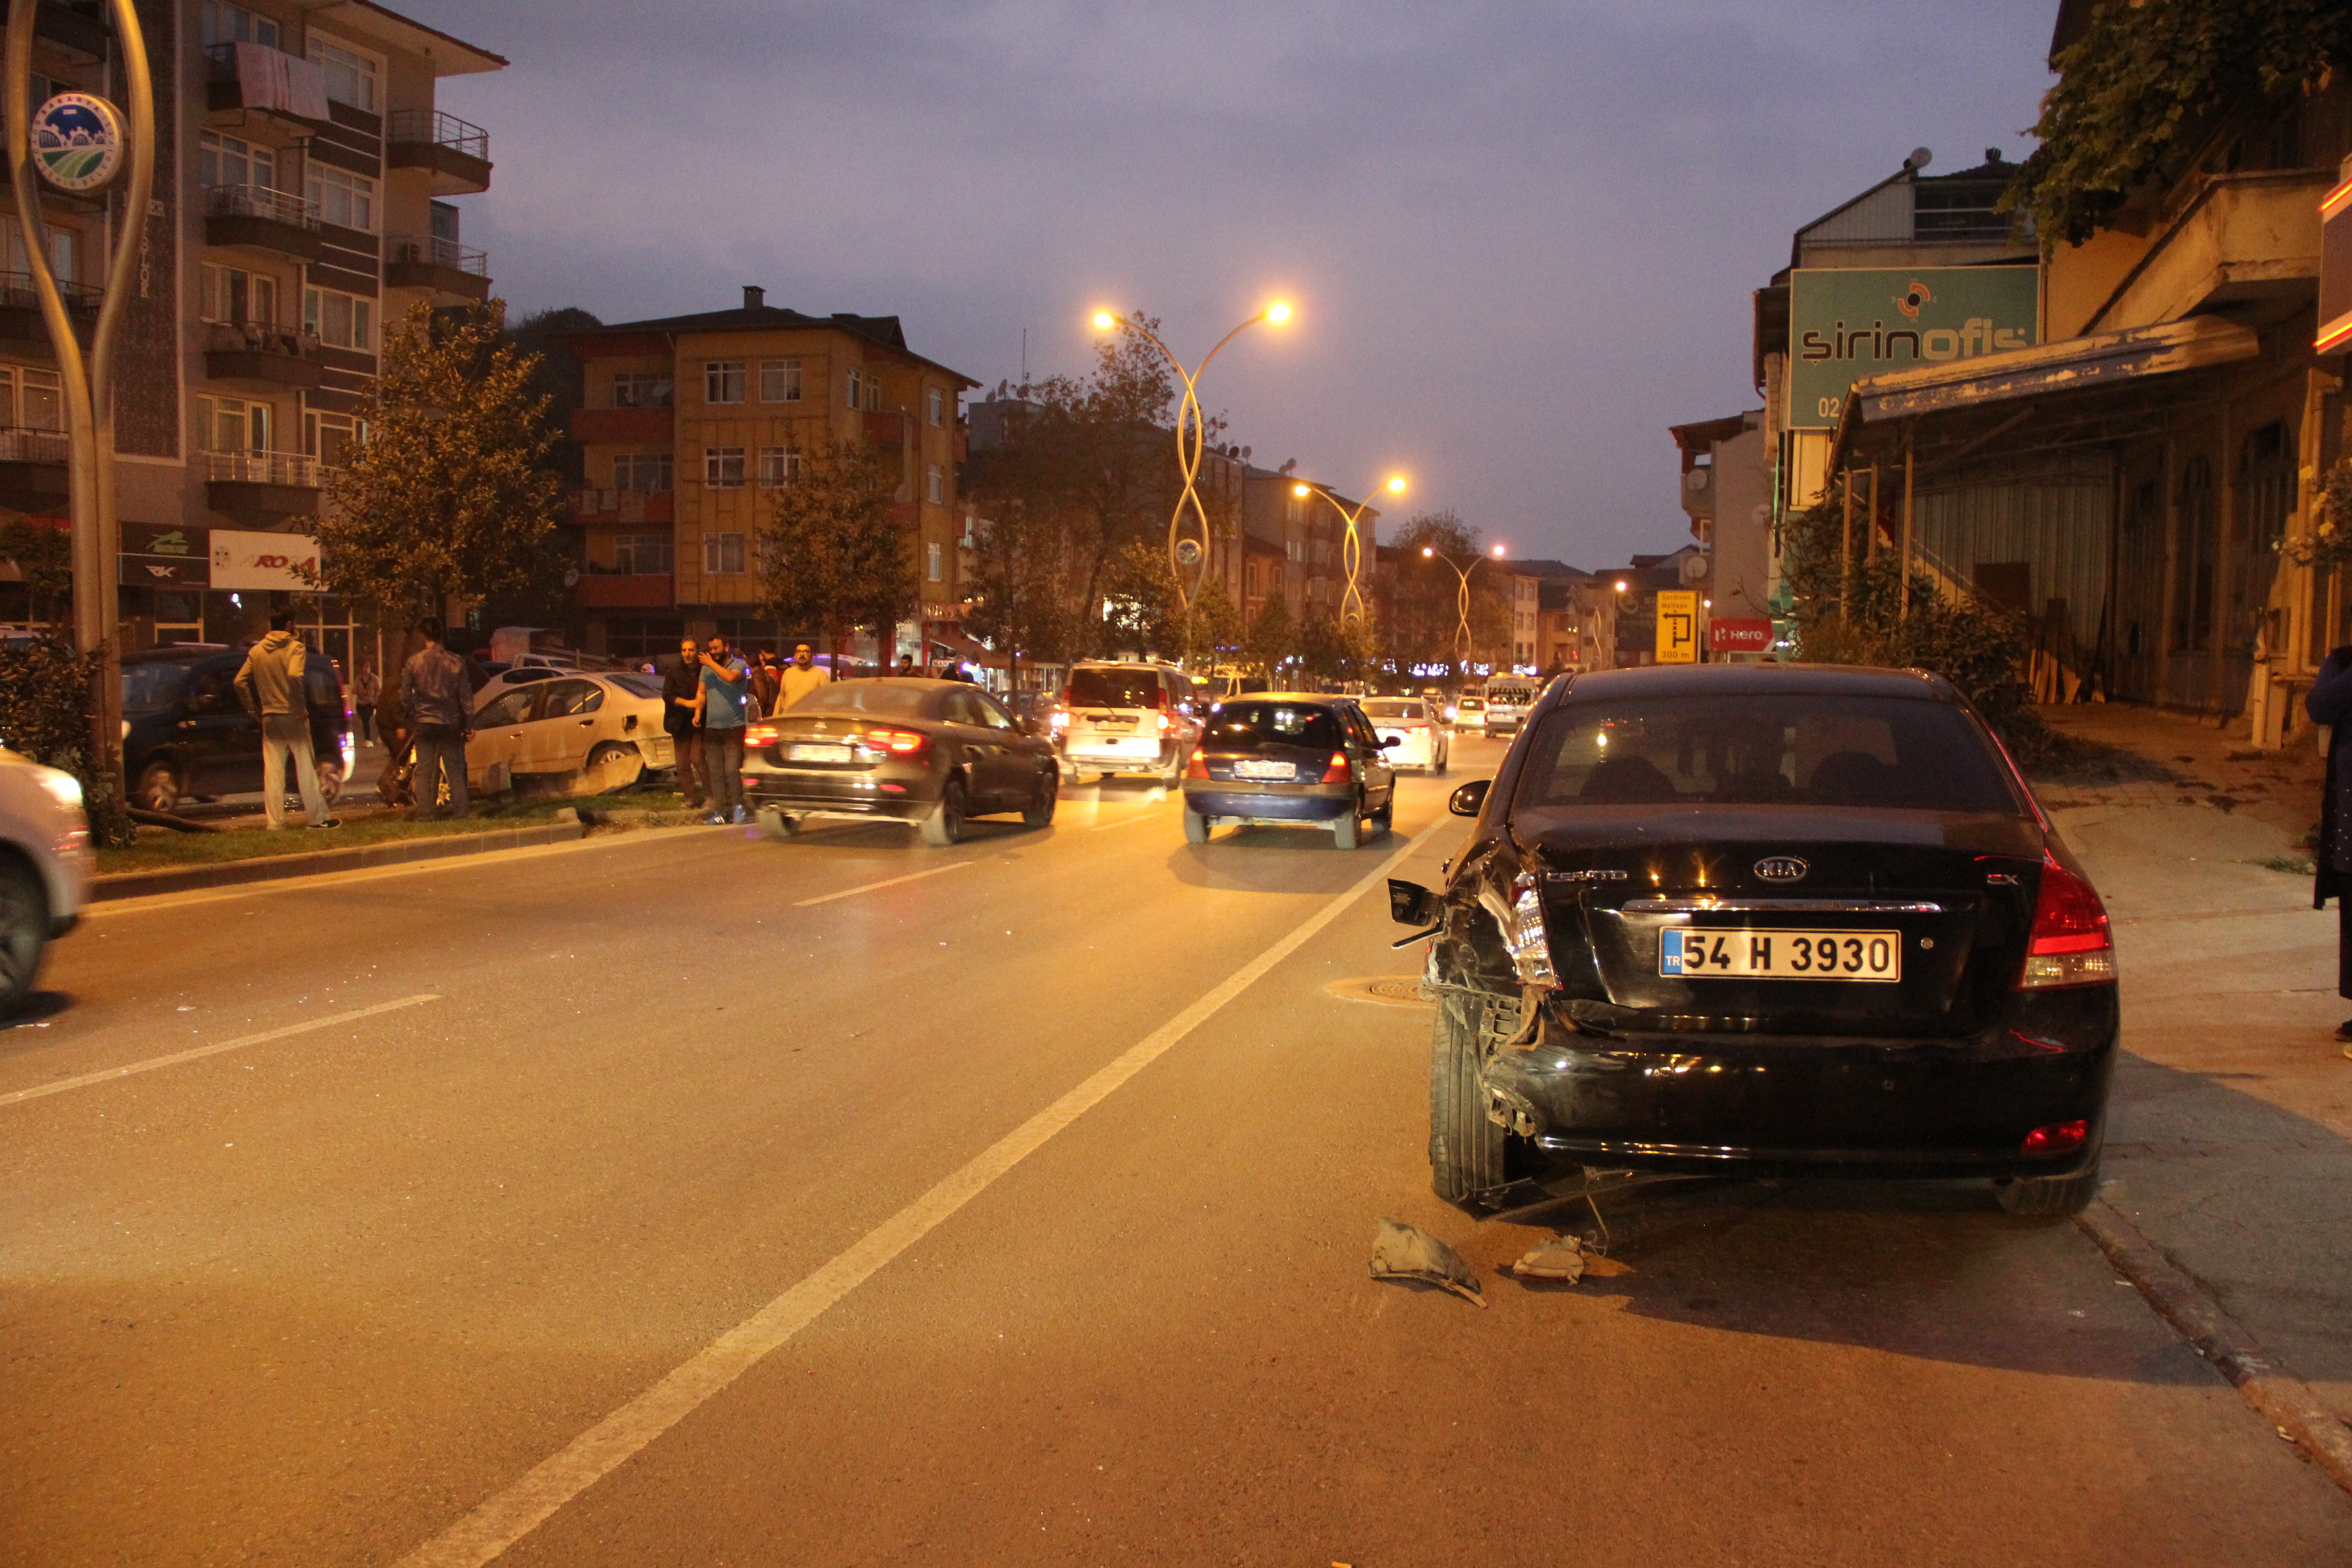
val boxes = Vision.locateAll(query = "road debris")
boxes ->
[1367,1218,1485,1306]
[1511,1233,1586,1282]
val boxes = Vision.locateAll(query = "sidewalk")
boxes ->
[2034,704,2352,1463]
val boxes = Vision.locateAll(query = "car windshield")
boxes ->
[609,674,663,701]
[1069,667,1161,709]
[1205,701,1342,751]
[794,681,932,718]
[1362,701,1421,720]
[121,662,191,714]
[1516,693,2020,813]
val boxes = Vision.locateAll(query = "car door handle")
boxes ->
[578,718,594,726]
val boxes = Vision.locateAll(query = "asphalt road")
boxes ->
[7,735,2350,1567]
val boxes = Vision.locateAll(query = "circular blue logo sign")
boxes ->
[32,93,126,193]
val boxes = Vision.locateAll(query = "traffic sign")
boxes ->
[1656,590,1698,664]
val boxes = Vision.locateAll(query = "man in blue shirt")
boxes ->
[695,633,752,825]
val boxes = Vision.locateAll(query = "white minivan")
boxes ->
[1481,676,1540,736]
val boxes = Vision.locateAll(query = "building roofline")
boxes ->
[567,306,980,388]
[314,0,507,73]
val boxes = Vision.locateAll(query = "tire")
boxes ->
[1997,1158,2101,1216]
[1022,765,1058,828]
[756,806,799,842]
[583,742,644,795]
[0,858,48,1018]
[1435,744,1450,777]
[1430,991,1508,1204]
[1182,807,1210,843]
[316,760,344,805]
[1370,794,1394,836]
[921,777,968,847]
[1333,806,1361,850]
[134,760,182,815]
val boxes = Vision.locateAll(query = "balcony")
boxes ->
[571,405,673,442]
[573,486,676,524]
[387,109,491,194]
[383,234,490,302]
[2087,169,2332,332]
[0,424,69,513]
[578,571,676,609]
[0,270,99,355]
[201,321,325,392]
[863,408,908,445]
[204,450,332,526]
[203,41,329,124]
[0,0,107,61]
[204,183,325,263]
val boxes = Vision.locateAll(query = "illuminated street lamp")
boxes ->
[1421,541,1507,672]
[1291,474,1404,627]
[1091,301,1291,665]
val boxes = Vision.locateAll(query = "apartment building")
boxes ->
[564,288,977,660]
[1239,461,1379,624]
[0,0,502,666]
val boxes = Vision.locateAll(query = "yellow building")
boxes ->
[564,287,976,662]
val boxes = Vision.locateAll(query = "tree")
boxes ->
[309,301,566,623]
[1382,510,1510,677]
[1245,594,1296,680]
[2004,0,2352,245]
[757,439,912,670]
[0,513,70,627]
[964,497,1079,691]
[1191,577,1245,668]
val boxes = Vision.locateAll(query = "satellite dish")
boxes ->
[1680,552,1709,584]
[1906,146,1933,171]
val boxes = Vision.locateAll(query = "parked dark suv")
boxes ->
[122,645,353,814]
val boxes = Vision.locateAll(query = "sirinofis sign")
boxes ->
[1787,265,2039,430]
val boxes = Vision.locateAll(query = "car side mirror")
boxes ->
[1388,878,1442,927]
[1378,734,1401,748]
[1448,779,1490,817]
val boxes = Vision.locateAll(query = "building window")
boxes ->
[197,130,274,192]
[865,376,883,412]
[200,1,279,47]
[760,359,802,402]
[757,446,800,487]
[703,533,746,574]
[926,387,944,427]
[926,463,943,505]
[0,365,62,431]
[2,215,76,284]
[705,360,745,404]
[303,286,374,350]
[614,453,673,491]
[615,532,673,574]
[704,447,745,488]
[612,371,672,408]
[200,263,277,326]
[306,39,378,112]
[303,409,356,466]
[304,164,375,231]
[197,394,271,453]
[845,368,862,409]
[926,541,943,583]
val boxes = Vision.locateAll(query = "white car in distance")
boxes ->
[1359,696,1449,773]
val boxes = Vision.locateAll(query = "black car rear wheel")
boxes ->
[1023,766,1058,828]
[135,760,182,815]
[1430,991,1508,1204]
[921,777,968,847]
[756,806,799,842]
[1182,807,1210,843]
[1996,1160,2101,1216]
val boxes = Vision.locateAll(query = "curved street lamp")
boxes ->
[1422,542,1506,672]
[1292,474,1405,627]
[1091,301,1290,665]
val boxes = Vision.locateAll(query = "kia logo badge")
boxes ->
[1754,855,1809,884]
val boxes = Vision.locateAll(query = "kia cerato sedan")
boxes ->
[1390,665,2116,1216]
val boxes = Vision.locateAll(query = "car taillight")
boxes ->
[1506,870,1558,988]
[1320,750,1352,784]
[2022,1119,2088,1155]
[2017,855,2115,989]
[1185,750,1209,779]
[746,723,781,748]
[1156,712,1171,735]
[862,727,928,755]
[1049,710,1069,731]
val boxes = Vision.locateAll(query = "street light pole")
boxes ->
[1092,302,1290,668]
[1294,475,1405,628]
[5,0,156,812]
[1421,542,1505,677]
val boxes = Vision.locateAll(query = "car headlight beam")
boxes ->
[35,768,83,811]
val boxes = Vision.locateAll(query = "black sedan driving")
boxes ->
[1391,664,2117,1216]
[742,678,1058,846]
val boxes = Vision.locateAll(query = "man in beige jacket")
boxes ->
[235,610,336,830]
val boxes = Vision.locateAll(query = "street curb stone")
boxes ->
[2079,1196,2352,1496]
[89,816,590,903]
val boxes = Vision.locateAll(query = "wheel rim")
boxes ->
[944,786,965,838]
[138,767,177,813]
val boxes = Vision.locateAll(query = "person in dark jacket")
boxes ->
[2303,644,2352,1055]
[400,616,475,820]
[662,637,708,807]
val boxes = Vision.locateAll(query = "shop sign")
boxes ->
[120,553,208,588]
[1709,617,1773,652]
[1787,265,2039,430]
[210,529,319,590]
[2319,173,2352,352]
[1655,590,1699,664]
[122,522,207,559]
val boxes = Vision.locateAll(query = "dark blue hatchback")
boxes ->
[1180,694,1399,849]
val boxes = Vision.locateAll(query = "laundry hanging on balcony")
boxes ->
[231,44,330,122]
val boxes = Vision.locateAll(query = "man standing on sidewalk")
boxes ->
[401,616,475,821]
[2306,645,2352,1058]
[695,633,751,825]
[775,642,830,713]
[748,646,782,719]
[235,609,337,831]
[664,636,708,808]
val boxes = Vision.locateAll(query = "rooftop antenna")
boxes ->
[1021,327,1027,383]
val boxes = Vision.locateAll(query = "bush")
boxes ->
[0,635,135,845]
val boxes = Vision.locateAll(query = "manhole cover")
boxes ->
[1326,975,1433,1007]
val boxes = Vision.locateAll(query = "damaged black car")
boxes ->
[1391,664,2117,1216]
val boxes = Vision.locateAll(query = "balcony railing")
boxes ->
[204,450,332,488]
[388,109,487,162]
[0,269,102,317]
[386,234,487,275]
[203,319,315,357]
[0,425,69,463]
[205,182,321,230]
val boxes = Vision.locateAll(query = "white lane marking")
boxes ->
[0,993,441,1107]
[393,817,1448,1568]
[790,860,973,907]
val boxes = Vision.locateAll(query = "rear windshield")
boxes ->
[609,674,663,701]
[1456,697,1485,710]
[121,662,190,714]
[1069,667,1162,709]
[1205,701,1342,751]
[1516,693,2020,813]
[1362,700,1421,720]
[795,681,932,718]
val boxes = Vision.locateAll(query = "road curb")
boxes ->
[2078,1196,2352,1496]
[89,815,591,902]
